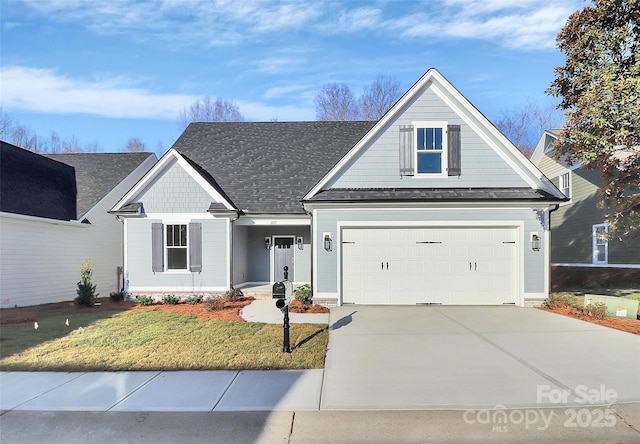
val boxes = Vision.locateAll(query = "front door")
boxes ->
[274,236,294,281]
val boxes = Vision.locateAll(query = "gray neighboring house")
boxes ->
[111,68,565,307]
[531,130,640,287]
[0,141,156,307]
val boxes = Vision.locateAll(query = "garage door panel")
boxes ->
[342,226,518,305]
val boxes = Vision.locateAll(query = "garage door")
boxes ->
[341,227,518,305]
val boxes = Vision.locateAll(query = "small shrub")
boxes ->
[185,294,204,305]
[205,297,225,311]
[294,284,312,305]
[161,294,180,305]
[109,291,124,302]
[224,288,241,301]
[136,295,155,306]
[584,302,608,320]
[545,293,582,311]
[75,260,98,307]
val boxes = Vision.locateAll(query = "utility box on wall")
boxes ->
[584,294,639,319]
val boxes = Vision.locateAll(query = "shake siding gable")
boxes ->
[135,159,213,214]
[328,88,527,189]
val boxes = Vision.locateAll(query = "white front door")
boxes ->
[341,227,518,305]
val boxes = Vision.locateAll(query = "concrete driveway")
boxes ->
[321,305,640,410]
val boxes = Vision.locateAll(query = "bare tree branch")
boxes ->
[177,96,244,130]
[314,83,360,121]
[494,101,562,158]
[361,76,401,120]
[123,137,146,152]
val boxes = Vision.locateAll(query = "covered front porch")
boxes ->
[231,216,311,290]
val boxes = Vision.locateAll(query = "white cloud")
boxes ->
[338,7,383,31]
[253,56,306,75]
[1,66,196,119]
[0,65,315,121]
[16,0,579,51]
[18,0,321,47]
[263,84,310,99]
[395,1,580,50]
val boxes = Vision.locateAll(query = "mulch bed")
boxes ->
[133,297,254,322]
[540,305,640,335]
[288,299,330,314]
[0,296,255,324]
[8,298,634,334]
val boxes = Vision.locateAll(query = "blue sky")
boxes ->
[1,0,584,155]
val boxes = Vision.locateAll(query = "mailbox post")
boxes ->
[272,266,293,353]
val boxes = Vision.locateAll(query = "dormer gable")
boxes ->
[305,68,564,201]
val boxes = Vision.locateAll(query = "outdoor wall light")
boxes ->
[297,237,304,250]
[265,237,271,250]
[323,233,332,252]
[531,232,541,251]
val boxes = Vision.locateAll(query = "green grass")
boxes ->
[0,310,328,371]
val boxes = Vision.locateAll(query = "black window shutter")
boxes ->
[151,222,164,272]
[399,125,414,176]
[189,222,202,272]
[447,124,461,176]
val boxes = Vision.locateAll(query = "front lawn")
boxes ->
[0,300,328,371]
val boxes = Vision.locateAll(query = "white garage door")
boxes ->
[341,227,518,305]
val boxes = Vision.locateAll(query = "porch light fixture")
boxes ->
[531,232,541,251]
[297,237,303,250]
[265,237,271,250]
[323,233,332,252]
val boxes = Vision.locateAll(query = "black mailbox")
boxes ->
[272,282,286,299]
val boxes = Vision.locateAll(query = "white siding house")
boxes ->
[0,142,156,307]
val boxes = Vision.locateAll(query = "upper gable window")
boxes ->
[415,123,446,175]
[399,122,460,177]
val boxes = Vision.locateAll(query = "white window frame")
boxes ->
[592,223,608,265]
[165,223,189,271]
[558,170,571,202]
[413,121,448,177]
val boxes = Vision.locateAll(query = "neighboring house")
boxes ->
[0,141,157,307]
[110,68,565,307]
[531,130,640,287]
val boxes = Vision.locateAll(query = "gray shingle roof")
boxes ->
[306,188,566,202]
[1,141,77,221]
[46,152,155,217]
[171,121,376,214]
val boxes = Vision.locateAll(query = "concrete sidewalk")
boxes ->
[0,370,324,412]
[2,406,640,443]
